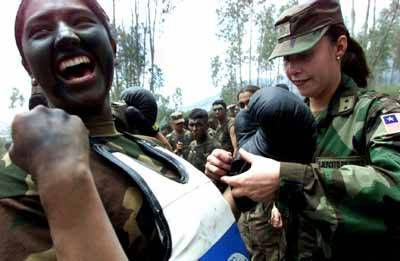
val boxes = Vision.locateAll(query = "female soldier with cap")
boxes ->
[206,0,400,260]
[0,0,248,260]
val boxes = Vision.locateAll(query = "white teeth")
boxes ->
[59,56,90,72]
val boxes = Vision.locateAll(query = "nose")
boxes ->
[284,58,302,76]
[54,22,80,50]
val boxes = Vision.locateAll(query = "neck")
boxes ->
[82,104,118,137]
[310,73,341,113]
[196,134,207,143]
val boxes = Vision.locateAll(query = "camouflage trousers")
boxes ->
[238,201,286,261]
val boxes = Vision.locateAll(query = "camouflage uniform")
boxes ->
[238,202,285,261]
[208,128,216,138]
[278,75,400,260]
[215,117,235,153]
[166,129,192,158]
[0,124,173,260]
[187,134,221,173]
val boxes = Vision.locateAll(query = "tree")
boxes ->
[363,0,400,81]
[9,87,24,109]
[211,56,222,88]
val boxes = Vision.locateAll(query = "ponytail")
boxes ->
[326,24,370,88]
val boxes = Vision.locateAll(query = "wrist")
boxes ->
[38,162,93,207]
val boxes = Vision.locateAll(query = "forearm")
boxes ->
[39,164,128,261]
[279,160,400,234]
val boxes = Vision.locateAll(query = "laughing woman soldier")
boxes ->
[206,0,400,260]
[0,0,248,260]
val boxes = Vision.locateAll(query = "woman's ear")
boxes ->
[335,35,348,60]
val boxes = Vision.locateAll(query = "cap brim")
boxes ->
[269,26,329,60]
[173,119,185,124]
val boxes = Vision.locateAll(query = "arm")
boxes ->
[155,131,173,151]
[10,106,128,261]
[229,125,238,158]
[224,97,400,236]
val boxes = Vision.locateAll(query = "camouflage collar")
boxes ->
[328,74,360,116]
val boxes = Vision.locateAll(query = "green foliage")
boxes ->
[0,137,8,159]
[371,84,400,95]
[9,87,24,109]
[358,0,400,82]
[111,22,146,101]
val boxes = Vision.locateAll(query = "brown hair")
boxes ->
[326,24,370,88]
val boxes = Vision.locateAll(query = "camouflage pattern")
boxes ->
[208,127,216,138]
[215,117,235,153]
[187,134,221,173]
[0,124,178,260]
[166,129,192,157]
[238,202,285,261]
[278,74,400,260]
[269,0,343,60]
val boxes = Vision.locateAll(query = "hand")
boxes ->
[220,148,280,202]
[269,204,283,229]
[9,106,90,186]
[205,148,233,181]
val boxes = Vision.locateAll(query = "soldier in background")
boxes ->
[237,85,260,111]
[212,99,237,157]
[28,78,48,110]
[187,109,221,173]
[207,111,218,137]
[166,111,192,157]
[227,104,238,118]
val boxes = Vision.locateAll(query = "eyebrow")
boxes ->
[25,7,96,28]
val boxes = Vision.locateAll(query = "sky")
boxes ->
[0,0,390,127]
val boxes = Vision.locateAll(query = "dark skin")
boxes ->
[11,0,128,260]
[188,118,208,142]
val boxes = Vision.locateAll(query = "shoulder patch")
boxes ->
[381,113,400,134]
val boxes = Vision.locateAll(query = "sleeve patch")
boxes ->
[381,113,400,134]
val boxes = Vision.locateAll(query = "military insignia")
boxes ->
[276,22,291,39]
[381,113,400,134]
[338,96,355,113]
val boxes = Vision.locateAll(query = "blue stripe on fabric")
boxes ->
[200,223,249,261]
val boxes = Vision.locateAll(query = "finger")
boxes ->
[230,185,246,198]
[205,162,227,179]
[212,149,233,164]
[238,148,254,164]
[221,173,245,188]
[207,154,231,172]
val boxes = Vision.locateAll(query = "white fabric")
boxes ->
[113,148,236,260]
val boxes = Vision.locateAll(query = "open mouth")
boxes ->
[57,55,96,85]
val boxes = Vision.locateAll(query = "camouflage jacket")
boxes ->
[187,134,221,173]
[278,75,400,260]
[166,129,192,157]
[0,128,173,260]
[215,117,235,153]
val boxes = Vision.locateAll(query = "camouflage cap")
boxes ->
[170,111,185,124]
[269,0,344,60]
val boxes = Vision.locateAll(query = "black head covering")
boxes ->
[119,88,158,136]
[236,86,316,163]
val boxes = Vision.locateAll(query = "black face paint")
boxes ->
[21,0,115,114]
